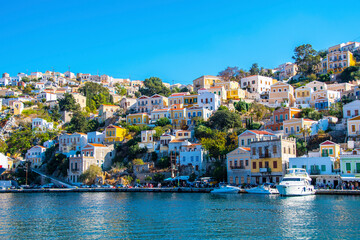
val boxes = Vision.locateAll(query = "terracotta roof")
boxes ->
[170,93,187,97]
[89,143,107,147]
[241,147,251,151]
[75,132,87,135]
[320,140,337,146]
[170,108,185,111]
[170,140,186,143]
[102,104,119,107]
[36,145,46,149]
[303,119,316,122]
[248,130,274,135]
[152,108,169,112]
[349,115,360,121]
[107,125,123,129]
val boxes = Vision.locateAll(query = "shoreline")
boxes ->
[1,188,360,195]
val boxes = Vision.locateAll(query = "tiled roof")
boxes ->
[248,130,274,135]
[89,143,107,147]
[320,140,337,146]
[349,115,360,121]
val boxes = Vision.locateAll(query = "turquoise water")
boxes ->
[0,192,359,239]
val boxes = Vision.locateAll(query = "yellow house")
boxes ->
[126,113,149,126]
[326,43,356,74]
[319,140,340,158]
[268,81,295,107]
[283,118,316,137]
[105,125,127,143]
[347,115,360,137]
[226,89,246,100]
[193,75,223,92]
[209,86,227,101]
[183,94,198,108]
[11,101,24,115]
[170,107,186,129]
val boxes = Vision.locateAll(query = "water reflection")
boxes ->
[0,193,359,239]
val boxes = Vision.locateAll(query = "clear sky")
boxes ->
[1,0,360,85]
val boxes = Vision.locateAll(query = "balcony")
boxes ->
[230,165,245,170]
[259,153,271,158]
[310,169,320,175]
[259,167,271,173]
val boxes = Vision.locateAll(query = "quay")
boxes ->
[1,188,360,195]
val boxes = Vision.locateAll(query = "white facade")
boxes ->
[59,132,88,157]
[343,100,360,119]
[37,92,57,102]
[32,118,54,132]
[197,89,221,111]
[240,75,273,94]
[87,131,105,144]
[179,144,205,173]
[26,145,46,167]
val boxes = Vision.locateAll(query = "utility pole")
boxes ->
[25,161,28,186]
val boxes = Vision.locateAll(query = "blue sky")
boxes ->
[1,0,359,85]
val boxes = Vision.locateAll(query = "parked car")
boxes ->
[116,184,124,188]
[90,184,101,188]
[102,184,115,189]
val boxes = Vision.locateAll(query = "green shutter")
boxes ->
[321,165,326,171]
[346,163,351,171]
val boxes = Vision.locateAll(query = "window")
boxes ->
[346,163,351,171]
[273,161,277,168]
[292,165,297,168]
[252,147,256,155]
[259,162,263,168]
[273,145,277,154]
[321,165,326,171]
[252,162,256,169]
[248,139,251,145]
[356,110,359,116]
[229,161,232,167]
[352,125,356,132]
[246,160,249,166]
[241,139,245,146]
[329,149,333,155]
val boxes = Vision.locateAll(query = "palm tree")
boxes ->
[299,127,311,145]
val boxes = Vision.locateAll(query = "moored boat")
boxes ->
[246,183,279,194]
[211,185,241,194]
[276,168,315,196]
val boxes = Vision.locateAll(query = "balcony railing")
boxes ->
[259,153,271,158]
[310,169,320,175]
[230,166,245,169]
[259,167,271,173]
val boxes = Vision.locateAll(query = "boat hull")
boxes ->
[246,188,278,194]
[276,185,315,196]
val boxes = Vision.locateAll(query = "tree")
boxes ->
[249,63,260,75]
[292,44,321,76]
[338,66,360,82]
[155,117,170,127]
[79,82,113,112]
[201,131,227,160]
[318,73,331,82]
[114,83,127,96]
[139,77,171,97]
[132,158,144,165]
[153,173,165,183]
[208,109,242,131]
[68,111,88,133]
[145,176,152,182]
[235,100,250,112]
[80,165,102,184]
[58,93,80,112]
[156,157,170,169]
[300,108,323,121]
[88,119,100,132]
[179,87,189,92]
[153,126,164,140]
[194,125,213,139]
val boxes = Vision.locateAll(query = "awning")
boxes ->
[341,177,360,182]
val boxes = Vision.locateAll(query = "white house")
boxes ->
[32,118,54,132]
[59,132,88,157]
[87,131,105,144]
[179,143,205,173]
[343,100,360,119]
[197,89,221,111]
[289,156,340,187]
[240,75,273,94]
[26,145,46,167]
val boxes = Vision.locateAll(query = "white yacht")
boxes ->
[246,184,279,194]
[276,168,315,196]
[211,185,241,194]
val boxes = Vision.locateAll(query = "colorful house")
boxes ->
[183,94,198,108]
[126,113,149,126]
[295,86,313,108]
[264,107,301,131]
[283,118,316,137]
[104,125,127,143]
[268,81,295,107]
[227,147,251,185]
[347,115,360,138]
[320,141,340,158]
[238,130,274,148]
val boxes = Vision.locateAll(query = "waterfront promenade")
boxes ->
[1,187,360,195]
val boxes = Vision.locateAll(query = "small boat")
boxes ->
[276,168,315,196]
[211,185,241,194]
[246,184,279,194]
